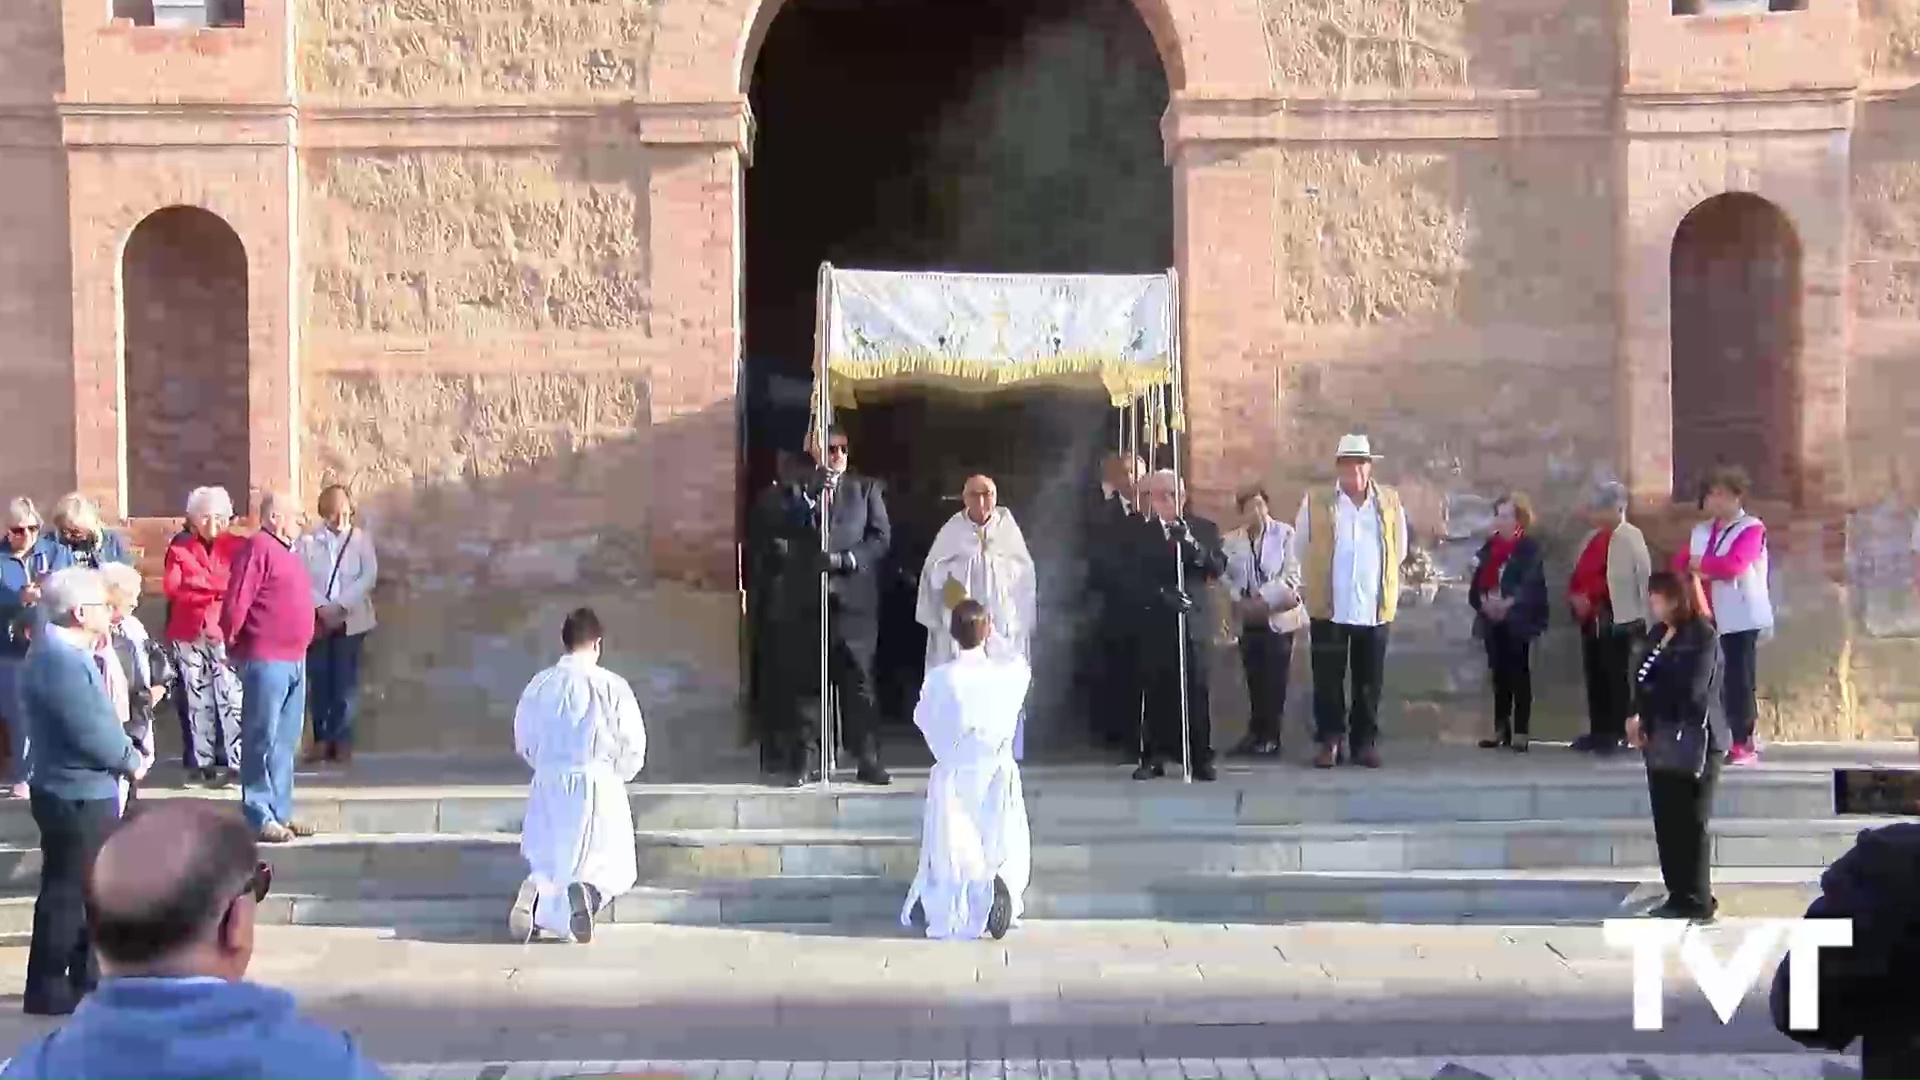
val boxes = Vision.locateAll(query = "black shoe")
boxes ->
[1192,761,1218,782]
[986,876,1013,941]
[855,758,892,787]
[566,882,595,943]
[1512,734,1530,753]
[1647,897,1715,921]
[1592,738,1625,757]
[909,899,927,931]
[1689,899,1720,924]
[1131,762,1165,781]
[1227,735,1276,759]
[204,768,232,790]
[1479,735,1511,750]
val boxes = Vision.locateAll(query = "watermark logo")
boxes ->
[1602,918,1852,1032]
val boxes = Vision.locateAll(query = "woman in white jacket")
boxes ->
[300,485,377,765]
[1220,485,1307,758]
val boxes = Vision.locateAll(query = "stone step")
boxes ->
[0,817,1885,900]
[0,867,1824,938]
[0,764,1848,840]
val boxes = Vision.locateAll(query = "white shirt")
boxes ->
[1293,486,1410,628]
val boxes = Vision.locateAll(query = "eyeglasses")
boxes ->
[826,443,849,455]
[240,861,273,903]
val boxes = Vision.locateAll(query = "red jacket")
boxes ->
[162,530,246,643]
[220,530,316,663]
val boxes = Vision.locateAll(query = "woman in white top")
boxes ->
[1671,466,1772,766]
[299,485,378,766]
[1220,485,1306,758]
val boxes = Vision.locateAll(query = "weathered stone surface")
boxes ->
[1262,0,1616,94]
[1862,0,1920,82]
[299,0,655,101]
[304,151,650,336]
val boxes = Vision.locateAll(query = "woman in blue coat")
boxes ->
[1468,493,1550,752]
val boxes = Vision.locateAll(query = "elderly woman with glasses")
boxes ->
[32,493,131,574]
[163,487,246,787]
[0,498,52,797]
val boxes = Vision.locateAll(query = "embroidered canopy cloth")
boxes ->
[816,268,1177,410]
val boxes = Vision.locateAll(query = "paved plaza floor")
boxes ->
[0,921,1855,1077]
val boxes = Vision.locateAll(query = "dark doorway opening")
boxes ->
[743,0,1172,751]
[1669,192,1803,504]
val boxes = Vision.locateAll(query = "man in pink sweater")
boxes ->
[220,492,317,842]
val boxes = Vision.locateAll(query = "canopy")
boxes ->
[813,266,1179,412]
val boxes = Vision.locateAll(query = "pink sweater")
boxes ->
[1672,518,1767,582]
[220,531,316,663]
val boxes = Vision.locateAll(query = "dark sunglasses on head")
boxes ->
[240,861,272,903]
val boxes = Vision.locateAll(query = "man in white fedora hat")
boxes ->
[1290,434,1411,769]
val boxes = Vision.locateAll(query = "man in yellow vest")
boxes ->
[1290,434,1411,769]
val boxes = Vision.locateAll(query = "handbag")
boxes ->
[1644,717,1711,777]
[314,527,354,638]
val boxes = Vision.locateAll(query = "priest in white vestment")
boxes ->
[915,475,1037,757]
[901,600,1032,941]
[509,607,648,944]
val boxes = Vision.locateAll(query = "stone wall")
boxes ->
[1262,0,1617,94]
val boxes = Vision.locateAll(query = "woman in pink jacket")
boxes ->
[1672,466,1773,766]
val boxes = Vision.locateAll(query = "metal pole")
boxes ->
[814,263,835,793]
[1165,270,1192,784]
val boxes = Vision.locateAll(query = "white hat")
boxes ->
[1334,434,1381,461]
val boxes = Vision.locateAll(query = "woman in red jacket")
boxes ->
[163,486,246,786]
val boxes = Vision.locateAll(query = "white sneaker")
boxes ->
[508,878,538,942]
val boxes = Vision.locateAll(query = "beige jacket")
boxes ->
[300,524,378,637]
[1580,520,1651,628]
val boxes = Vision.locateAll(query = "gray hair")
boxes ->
[50,492,100,532]
[1589,481,1630,514]
[99,562,143,604]
[6,497,38,529]
[185,486,234,520]
[259,491,295,523]
[1144,469,1184,498]
[40,567,105,626]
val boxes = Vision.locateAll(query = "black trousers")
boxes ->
[26,791,117,1011]
[1580,620,1639,742]
[1309,620,1389,750]
[1237,625,1294,743]
[1720,629,1761,745]
[1089,624,1143,749]
[1140,627,1212,767]
[1647,757,1720,914]
[764,622,882,774]
[1483,622,1533,739]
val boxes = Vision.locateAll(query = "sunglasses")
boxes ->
[7,526,34,537]
[826,443,849,454]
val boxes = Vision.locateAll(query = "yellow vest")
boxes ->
[1304,485,1405,624]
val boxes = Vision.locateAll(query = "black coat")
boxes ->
[1467,534,1550,641]
[1633,617,1729,756]
[1128,513,1227,643]
[109,627,173,755]
[1771,822,1920,1079]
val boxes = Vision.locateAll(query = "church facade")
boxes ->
[1,0,1918,774]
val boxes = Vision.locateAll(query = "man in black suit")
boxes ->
[1083,454,1145,756]
[803,425,892,786]
[1129,469,1226,782]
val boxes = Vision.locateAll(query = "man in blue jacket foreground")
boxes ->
[0,798,386,1079]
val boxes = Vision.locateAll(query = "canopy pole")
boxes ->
[1166,270,1192,785]
[814,262,836,793]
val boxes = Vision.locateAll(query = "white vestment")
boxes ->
[513,653,648,935]
[915,508,1037,756]
[900,648,1033,940]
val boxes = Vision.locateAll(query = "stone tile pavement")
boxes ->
[390,1054,1856,1079]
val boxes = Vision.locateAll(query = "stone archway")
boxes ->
[121,205,251,519]
[1668,192,1803,503]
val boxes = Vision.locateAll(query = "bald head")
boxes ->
[259,490,298,540]
[88,800,260,972]
[962,474,997,525]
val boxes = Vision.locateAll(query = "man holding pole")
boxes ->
[1130,469,1226,782]
[807,425,893,786]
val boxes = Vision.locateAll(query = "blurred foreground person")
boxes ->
[1769,821,1920,1079]
[510,608,647,944]
[902,601,1028,941]
[0,800,386,1078]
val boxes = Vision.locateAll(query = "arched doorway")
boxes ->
[121,206,251,519]
[742,0,1174,752]
[1669,193,1803,503]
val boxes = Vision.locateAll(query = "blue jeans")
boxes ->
[238,659,306,830]
[306,632,365,747]
[0,657,26,785]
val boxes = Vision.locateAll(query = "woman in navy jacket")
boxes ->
[1468,493,1550,752]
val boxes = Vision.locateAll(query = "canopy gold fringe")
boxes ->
[825,350,1173,409]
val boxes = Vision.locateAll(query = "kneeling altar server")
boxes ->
[510,607,648,943]
[902,599,1031,941]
